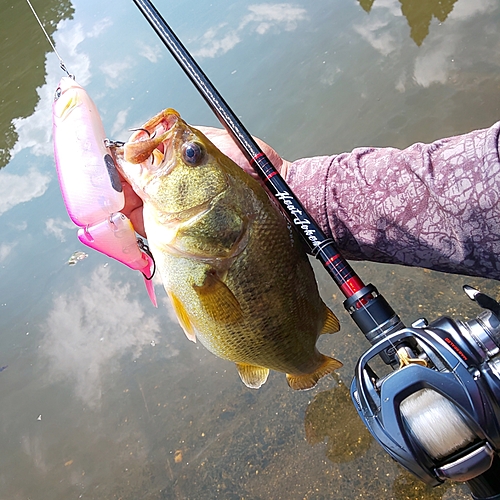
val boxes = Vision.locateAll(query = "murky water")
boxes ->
[1,0,500,498]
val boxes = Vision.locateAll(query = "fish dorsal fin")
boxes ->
[236,363,270,389]
[320,306,340,335]
[168,291,197,343]
[193,270,243,324]
[286,354,342,390]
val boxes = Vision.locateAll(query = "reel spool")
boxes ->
[401,388,476,461]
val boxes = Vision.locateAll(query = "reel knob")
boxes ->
[463,285,500,319]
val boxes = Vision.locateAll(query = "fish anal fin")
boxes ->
[286,355,342,391]
[168,291,197,343]
[193,270,243,324]
[320,306,340,335]
[236,363,270,389]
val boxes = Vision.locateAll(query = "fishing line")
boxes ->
[25,0,73,78]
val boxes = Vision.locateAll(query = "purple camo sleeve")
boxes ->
[284,122,500,280]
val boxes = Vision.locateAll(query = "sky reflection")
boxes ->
[413,0,497,87]
[0,168,51,217]
[9,15,117,164]
[44,217,76,242]
[191,2,308,58]
[0,0,499,498]
[41,266,173,407]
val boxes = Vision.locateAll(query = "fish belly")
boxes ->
[156,208,326,375]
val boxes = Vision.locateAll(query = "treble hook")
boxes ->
[137,238,156,280]
[104,138,125,148]
[129,128,157,140]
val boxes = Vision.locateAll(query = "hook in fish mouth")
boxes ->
[129,127,157,140]
[124,109,180,164]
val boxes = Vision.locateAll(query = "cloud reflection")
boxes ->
[100,59,135,89]
[110,108,132,138]
[353,17,397,57]
[413,0,496,88]
[55,18,113,87]
[0,242,17,262]
[241,3,308,34]
[0,168,51,217]
[193,24,241,59]
[11,80,57,159]
[41,266,170,407]
[21,434,48,474]
[136,41,163,63]
[192,3,308,58]
[448,0,495,19]
[45,217,75,242]
[413,38,455,87]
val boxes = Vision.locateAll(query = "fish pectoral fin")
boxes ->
[286,354,342,391]
[193,270,243,324]
[168,291,197,343]
[236,363,270,389]
[320,306,340,335]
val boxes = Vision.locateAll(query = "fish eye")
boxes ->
[54,87,62,101]
[182,141,205,166]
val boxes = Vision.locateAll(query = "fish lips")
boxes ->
[124,110,180,167]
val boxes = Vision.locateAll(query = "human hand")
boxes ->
[120,126,288,238]
[196,126,286,180]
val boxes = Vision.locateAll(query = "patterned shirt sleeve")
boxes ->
[284,122,500,280]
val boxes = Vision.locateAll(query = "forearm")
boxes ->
[283,122,500,280]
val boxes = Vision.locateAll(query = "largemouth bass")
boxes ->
[113,109,342,390]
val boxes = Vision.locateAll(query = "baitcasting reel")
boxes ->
[349,284,500,499]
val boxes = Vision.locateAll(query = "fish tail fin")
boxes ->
[236,363,270,389]
[286,355,342,391]
[320,305,340,335]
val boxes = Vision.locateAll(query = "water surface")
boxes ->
[1,0,500,498]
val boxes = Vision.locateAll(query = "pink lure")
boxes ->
[52,77,157,306]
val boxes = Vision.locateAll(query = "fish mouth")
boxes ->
[123,108,181,166]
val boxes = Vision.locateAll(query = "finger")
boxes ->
[196,126,284,178]
[121,181,142,213]
[128,206,146,238]
[120,181,147,237]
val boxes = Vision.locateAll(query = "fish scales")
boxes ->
[113,109,342,390]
